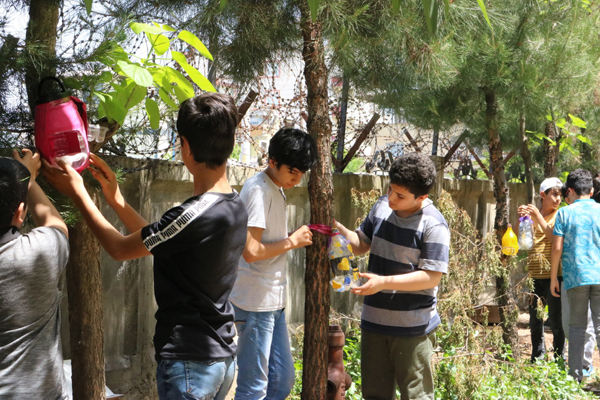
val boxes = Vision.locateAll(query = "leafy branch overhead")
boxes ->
[90,22,214,129]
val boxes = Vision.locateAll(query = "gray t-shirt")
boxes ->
[230,171,288,311]
[0,226,69,399]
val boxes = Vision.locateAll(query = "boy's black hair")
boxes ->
[177,93,238,169]
[561,183,568,198]
[268,128,317,173]
[389,152,436,197]
[566,169,593,196]
[0,158,30,228]
[592,176,600,203]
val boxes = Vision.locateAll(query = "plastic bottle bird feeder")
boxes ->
[327,324,352,400]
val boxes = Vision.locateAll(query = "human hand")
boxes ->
[12,149,41,181]
[550,278,561,297]
[351,272,385,296]
[42,158,86,199]
[522,204,542,224]
[88,154,122,206]
[289,225,313,248]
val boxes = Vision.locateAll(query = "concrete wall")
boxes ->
[57,156,527,398]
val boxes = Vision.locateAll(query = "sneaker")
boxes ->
[583,365,594,378]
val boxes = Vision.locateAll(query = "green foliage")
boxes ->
[92,21,214,127]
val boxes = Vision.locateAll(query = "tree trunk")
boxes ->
[25,0,60,113]
[519,112,535,205]
[334,76,349,172]
[542,121,558,178]
[66,185,106,400]
[300,3,334,399]
[484,89,519,355]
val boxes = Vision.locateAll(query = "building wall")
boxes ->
[58,155,529,399]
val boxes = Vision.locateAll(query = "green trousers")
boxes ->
[361,329,436,400]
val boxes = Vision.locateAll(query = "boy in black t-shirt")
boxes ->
[44,93,248,400]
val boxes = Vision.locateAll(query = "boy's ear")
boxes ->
[417,194,429,202]
[180,136,192,158]
[10,202,26,228]
[268,158,278,170]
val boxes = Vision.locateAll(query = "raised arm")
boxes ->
[13,149,68,238]
[333,220,371,255]
[243,225,312,263]
[88,154,149,232]
[42,159,150,261]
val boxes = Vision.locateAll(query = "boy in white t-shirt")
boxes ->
[230,127,317,400]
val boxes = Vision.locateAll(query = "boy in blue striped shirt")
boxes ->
[335,152,450,400]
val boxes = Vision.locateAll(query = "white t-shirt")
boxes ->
[230,171,288,311]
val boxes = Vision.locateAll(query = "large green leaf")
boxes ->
[145,98,160,129]
[146,33,170,56]
[165,66,195,97]
[218,0,228,11]
[102,93,127,126]
[569,114,587,129]
[171,51,216,92]
[117,61,153,87]
[391,0,400,14]
[173,84,191,103]
[122,83,147,110]
[63,77,83,90]
[577,134,592,145]
[177,31,213,61]
[130,22,164,35]
[159,88,179,109]
[476,0,492,29]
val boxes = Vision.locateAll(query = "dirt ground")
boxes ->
[516,312,600,371]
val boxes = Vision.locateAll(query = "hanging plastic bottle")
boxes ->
[34,77,90,173]
[502,224,519,256]
[518,216,534,251]
[328,228,360,292]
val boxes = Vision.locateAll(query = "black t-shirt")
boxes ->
[141,191,247,361]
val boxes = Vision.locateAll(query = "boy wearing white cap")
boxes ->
[518,177,564,362]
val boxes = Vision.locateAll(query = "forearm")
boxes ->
[379,270,443,292]
[27,181,67,236]
[106,193,149,233]
[73,188,142,261]
[244,237,297,263]
[334,223,370,255]
[550,246,562,280]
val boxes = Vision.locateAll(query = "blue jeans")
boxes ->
[566,285,600,381]
[156,357,236,400]
[233,305,295,400]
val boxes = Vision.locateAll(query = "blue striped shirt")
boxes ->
[357,196,450,337]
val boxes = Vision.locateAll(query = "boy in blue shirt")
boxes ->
[551,169,600,381]
[335,152,450,400]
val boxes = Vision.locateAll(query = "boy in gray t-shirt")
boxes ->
[229,128,317,400]
[0,150,69,399]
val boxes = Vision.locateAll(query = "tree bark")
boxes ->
[300,3,333,399]
[25,0,60,114]
[484,89,519,355]
[544,119,560,178]
[66,186,105,400]
[519,112,535,205]
[334,76,349,172]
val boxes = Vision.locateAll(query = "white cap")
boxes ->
[540,177,562,194]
